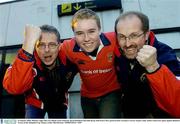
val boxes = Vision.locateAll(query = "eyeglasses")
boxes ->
[118,32,144,42]
[37,42,59,50]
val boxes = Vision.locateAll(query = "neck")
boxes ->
[87,47,99,57]
[44,60,57,70]
[47,62,56,70]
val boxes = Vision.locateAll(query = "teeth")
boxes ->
[84,43,92,47]
[127,48,135,51]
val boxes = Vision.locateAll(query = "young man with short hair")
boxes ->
[61,9,122,118]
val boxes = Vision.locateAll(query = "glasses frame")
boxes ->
[118,32,145,42]
[37,42,59,50]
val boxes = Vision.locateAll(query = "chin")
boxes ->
[83,48,94,53]
[44,61,54,66]
[125,54,136,59]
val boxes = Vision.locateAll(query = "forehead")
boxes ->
[117,15,142,33]
[40,32,58,43]
[74,19,99,31]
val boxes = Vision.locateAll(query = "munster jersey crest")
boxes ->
[107,52,113,62]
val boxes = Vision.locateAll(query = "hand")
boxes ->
[136,45,160,73]
[22,25,41,54]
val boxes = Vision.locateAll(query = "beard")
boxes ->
[120,44,138,60]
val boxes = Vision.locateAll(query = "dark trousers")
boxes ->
[81,90,122,118]
[25,104,67,118]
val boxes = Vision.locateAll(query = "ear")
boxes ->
[35,40,40,49]
[145,31,150,40]
[58,43,61,50]
[98,29,101,35]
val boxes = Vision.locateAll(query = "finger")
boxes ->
[143,45,151,48]
[139,46,152,55]
[137,50,151,67]
[136,55,144,66]
[137,50,149,60]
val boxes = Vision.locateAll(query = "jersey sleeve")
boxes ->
[59,41,78,90]
[146,64,180,117]
[3,49,36,95]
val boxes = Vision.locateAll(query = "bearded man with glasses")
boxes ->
[115,11,180,118]
[3,25,77,118]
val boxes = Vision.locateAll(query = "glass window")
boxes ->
[5,49,19,64]
[0,50,2,65]
[175,49,180,58]
[174,49,180,62]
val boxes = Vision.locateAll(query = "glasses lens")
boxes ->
[49,43,58,49]
[129,33,144,40]
[37,42,58,49]
[118,35,126,41]
[38,43,46,49]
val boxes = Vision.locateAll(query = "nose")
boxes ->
[44,45,50,52]
[84,33,90,42]
[125,38,131,47]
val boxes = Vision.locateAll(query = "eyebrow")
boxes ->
[117,33,125,35]
[75,28,97,32]
[38,42,58,44]
[117,31,141,36]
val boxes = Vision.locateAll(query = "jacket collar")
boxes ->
[34,51,43,70]
[148,31,156,46]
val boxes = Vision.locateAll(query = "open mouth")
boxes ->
[44,55,52,61]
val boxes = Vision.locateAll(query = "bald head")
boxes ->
[116,14,143,36]
[115,11,149,35]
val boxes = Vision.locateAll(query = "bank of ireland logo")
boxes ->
[107,52,113,62]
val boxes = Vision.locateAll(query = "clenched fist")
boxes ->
[22,25,41,54]
[136,45,160,73]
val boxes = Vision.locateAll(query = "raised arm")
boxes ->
[3,25,41,94]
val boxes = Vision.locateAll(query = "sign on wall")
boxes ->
[57,0,122,17]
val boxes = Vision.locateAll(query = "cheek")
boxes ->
[93,34,100,41]
[118,41,124,48]
[137,40,145,49]
[75,37,83,45]
[93,42,100,49]
[92,35,100,44]
[54,51,59,57]
[52,49,59,56]
[36,50,43,57]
